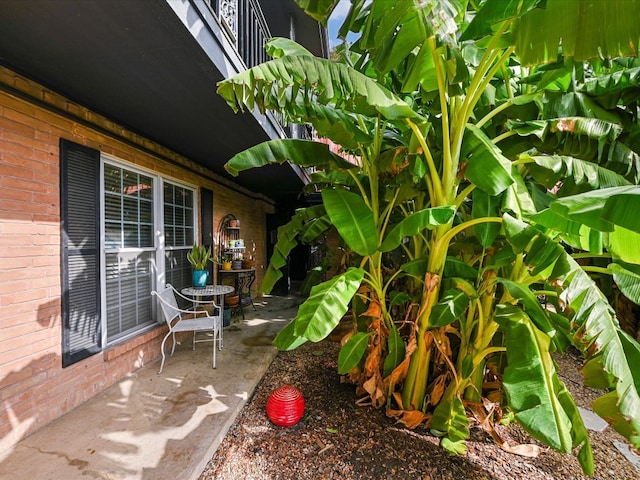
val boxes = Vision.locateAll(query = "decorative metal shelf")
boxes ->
[217,213,243,262]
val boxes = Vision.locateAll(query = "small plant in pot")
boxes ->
[242,241,256,269]
[232,254,243,270]
[221,253,233,270]
[186,243,213,287]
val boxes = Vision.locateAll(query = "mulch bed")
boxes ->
[201,338,639,480]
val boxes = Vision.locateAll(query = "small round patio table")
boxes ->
[181,284,234,348]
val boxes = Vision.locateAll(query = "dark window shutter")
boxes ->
[200,187,214,278]
[60,139,101,367]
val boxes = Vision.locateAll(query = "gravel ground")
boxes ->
[201,337,639,480]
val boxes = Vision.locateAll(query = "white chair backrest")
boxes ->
[154,287,181,325]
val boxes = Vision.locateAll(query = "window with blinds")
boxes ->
[103,165,156,342]
[102,164,197,342]
[61,139,201,363]
[163,182,195,293]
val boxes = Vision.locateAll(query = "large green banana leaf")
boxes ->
[581,65,640,99]
[461,125,514,196]
[262,37,373,148]
[217,55,425,123]
[273,267,365,350]
[460,0,542,42]
[322,189,378,256]
[557,255,640,448]
[361,0,430,75]
[538,93,623,124]
[472,189,501,248]
[525,154,632,192]
[465,0,640,65]
[609,262,640,304]
[607,226,640,265]
[499,279,569,352]
[430,396,469,455]
[503,166,537,218]
[504,214,640,449]
[429,289,470,328]
[495,305,587,459]
[549,186,640,233]
[514,0,640,65]
[290,267,364,342]
[295,0,340,23]
[274,321,309,351]
[530,208,605,254]
[338,332,370,374]
[533,203,640,266]
[224,139,356,177]
[265,36,314,58]
[379,206,455,252]
[286,102,373,149]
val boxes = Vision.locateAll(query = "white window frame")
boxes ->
[100,154,198,346]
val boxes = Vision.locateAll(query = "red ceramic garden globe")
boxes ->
[266,385,305,427]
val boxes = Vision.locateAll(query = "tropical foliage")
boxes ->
[186,243,213,270]
[217,0,640,473]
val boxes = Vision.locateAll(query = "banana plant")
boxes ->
[216,0,640,473]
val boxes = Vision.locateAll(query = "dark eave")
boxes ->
[0,0,326,205]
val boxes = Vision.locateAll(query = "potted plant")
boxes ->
[221,253,233,271]
[231,253,243,270]
[186,243,213,287]
[242,241,255,269]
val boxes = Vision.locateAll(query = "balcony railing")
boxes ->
[205,0,313,140]
[207,0,271,69]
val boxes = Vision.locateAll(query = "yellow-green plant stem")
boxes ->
[403,216,503,411]
[401,286,438,410]
[406,119,444,205]
[429,36,454,196]
[475,89,513,130]
[581,266,611,276]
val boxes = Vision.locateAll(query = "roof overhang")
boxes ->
[0,0,326,205]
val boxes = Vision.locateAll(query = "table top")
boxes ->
[181,285,234,296]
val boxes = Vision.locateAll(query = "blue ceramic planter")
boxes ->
[192,270,208,287]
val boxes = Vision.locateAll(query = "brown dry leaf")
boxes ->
[355,396,373,407]
[362,374,385,408]
[432,329,452,357]
[486,390,502,403]
[405,329,418,356]
[468,402,492,429]
[425,272,440,293]
[483,381,501,390]
[427,374,448,407]
[368,316,383,336]
[396,410,429,429]
[362,299,381,318]
[391,391,404,410]
[344,366,364,387]
[364,348,381,377]
[383,355,411,391]
[554,118,577,132]
[466,400,504,445]
[500,442,542,458]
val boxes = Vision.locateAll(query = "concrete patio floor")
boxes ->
[0,294,303,480]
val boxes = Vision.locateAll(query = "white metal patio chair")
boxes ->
[151,284,222,373]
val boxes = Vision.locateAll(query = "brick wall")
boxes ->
[0,66,276,453]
